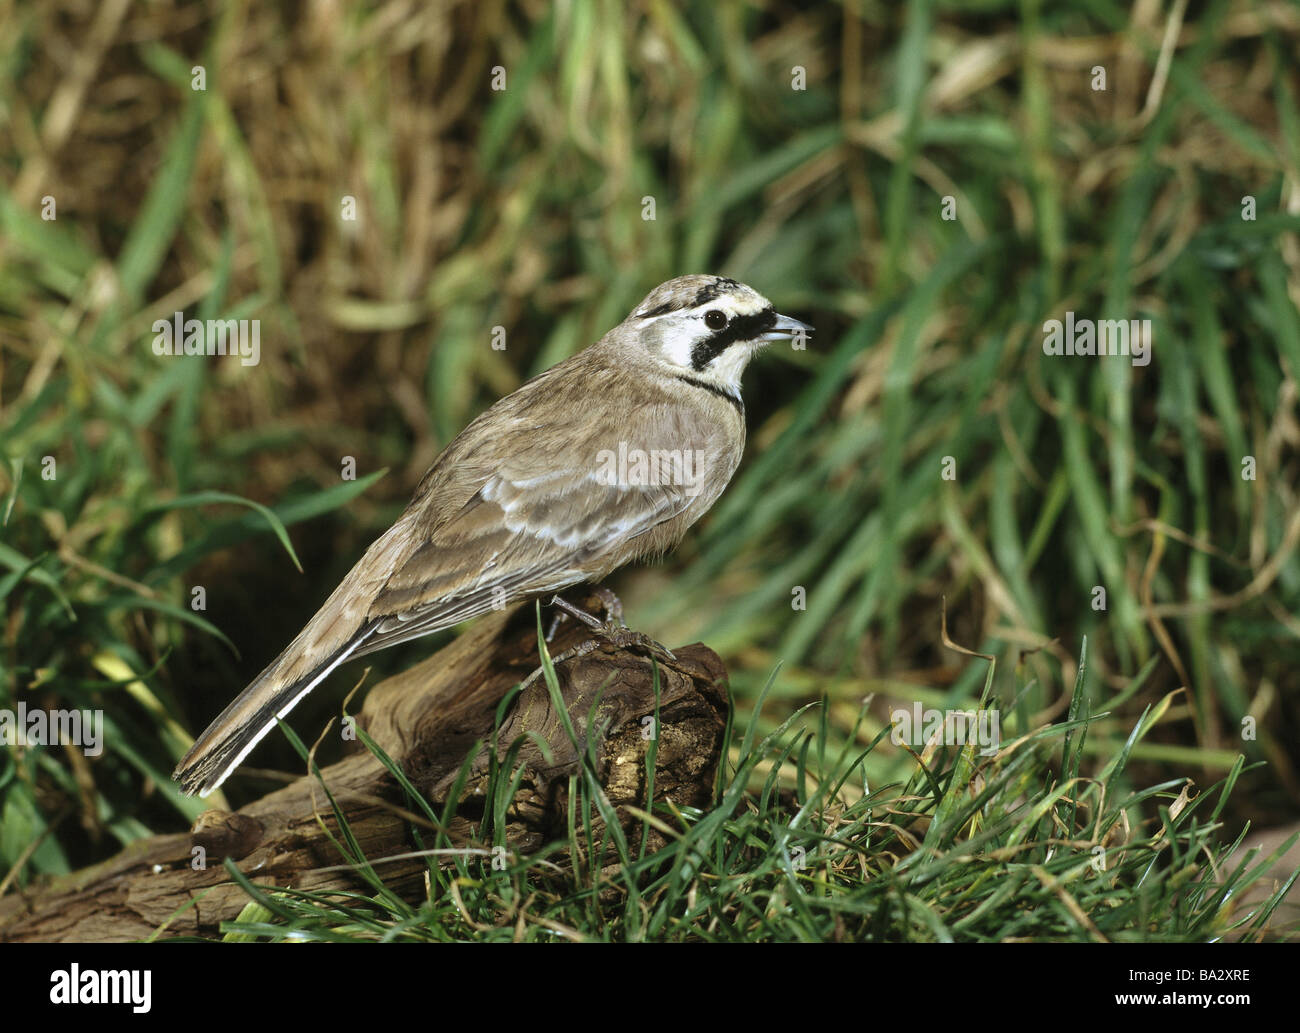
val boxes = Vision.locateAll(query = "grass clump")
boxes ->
[184,638,1296,943]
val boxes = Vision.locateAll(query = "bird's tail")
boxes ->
[172,626,375,798]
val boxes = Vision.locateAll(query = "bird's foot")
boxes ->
[550,591,673,662]
[524,594,674,693]
[588,623,676,665]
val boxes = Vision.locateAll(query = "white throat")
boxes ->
[699,341,758,394]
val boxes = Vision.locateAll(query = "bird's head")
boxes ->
[620,275,812,395]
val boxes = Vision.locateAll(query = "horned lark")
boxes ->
[173,275,811,796]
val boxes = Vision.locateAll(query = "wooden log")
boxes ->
[0,591,729,942]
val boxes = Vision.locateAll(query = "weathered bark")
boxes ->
[0,592,729,942]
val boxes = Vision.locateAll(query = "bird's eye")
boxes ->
[704,309,728,330]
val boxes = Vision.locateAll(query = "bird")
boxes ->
[173,275,812,797]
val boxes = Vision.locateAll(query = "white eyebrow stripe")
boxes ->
[636,291,768,322]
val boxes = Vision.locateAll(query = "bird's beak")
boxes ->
[761,313,814,343]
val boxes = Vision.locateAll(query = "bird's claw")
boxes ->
[524,608,675,693]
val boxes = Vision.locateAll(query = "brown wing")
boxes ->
[354,460,694,653]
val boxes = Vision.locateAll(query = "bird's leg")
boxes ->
[526,592,675,691]
[544,595,594,641]
[590,586,625,626]
[547,593,671,660]
[545,597,581,640]
[544,588,626,641]
[549,589,625,627]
